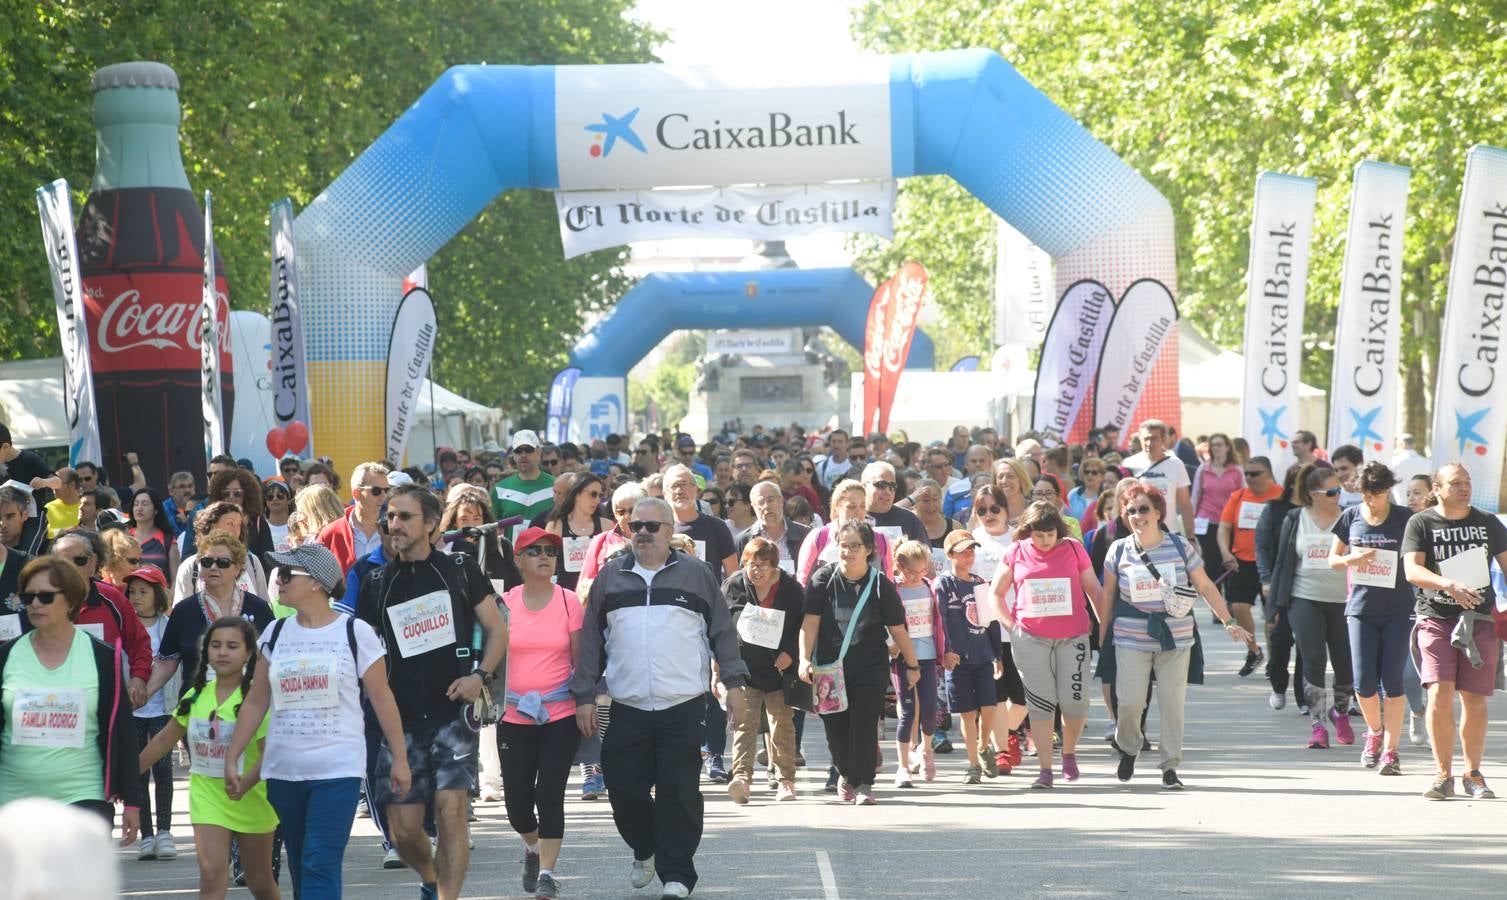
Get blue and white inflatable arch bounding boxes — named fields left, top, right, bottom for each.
left=295, top=48, right=1176, bottom=471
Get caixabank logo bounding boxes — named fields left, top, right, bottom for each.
left=584, top=106, right=861, bottom=158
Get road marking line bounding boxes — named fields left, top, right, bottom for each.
left=816, top=849, right=840, bottom=900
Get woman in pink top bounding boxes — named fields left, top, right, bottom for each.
left=499, top=527, right=586, bottom=899
left=1192, top=433, right=1245, bottom=580
left=987, top=502, right=1107, bottom=789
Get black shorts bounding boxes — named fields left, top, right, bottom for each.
left=993, top=642, right=1025, bottom=706
left=945, top=661, right=996, bottom=713
left=1226, top=559, right=1262, bottom=606
left=375, top=716, right=478, bottom=807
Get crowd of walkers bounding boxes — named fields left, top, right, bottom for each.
left=0, top=416, right=1501, bottom=899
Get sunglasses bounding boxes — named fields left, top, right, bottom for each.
left=1127, top=504, right=1155, bottom=516
left=541, top=458, right=561, bottom=468
left=360, top=485, right=388, bottom=496
left=867, top=480, right=897, bottom=492
left=201, top=556, right=236, bottom=570
left=975, top=504, right=1001, bottom=515
left=848, top=453, right=867, bottom=462
left=514, top=446, right=537, bottom=455
left=635, top=449, right=654, bottom=455
left=276, top=566, right=311, bottom=585
left=1319, top=487, right=1342, bottom=497
left=1244, top=470, right=1265, bottom=479
left=629, top=520, right=666, bottom=534
left=19, top=590, right=62, bottom=606
left=385, top=510, right=417, bottom=522
left=521, top=545, right=560, bottom=558
left=1082, top=469, right=1104, bottom=476
left=702, top=496, right=723, bottom=506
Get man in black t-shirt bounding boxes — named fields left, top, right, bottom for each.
left=1402, top=463, right=1507, bottom=801
left=357, top=483, right=507, bottom=899
left=861, top=461, right=927, bottom=546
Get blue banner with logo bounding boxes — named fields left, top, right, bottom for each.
left=546, top=367, right=582, bottom=445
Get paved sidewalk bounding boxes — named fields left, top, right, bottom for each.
left=120, top=632, right=1507, bottom=898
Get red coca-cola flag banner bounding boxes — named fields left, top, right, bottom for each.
left=861, top=277, right=894, bottom=436
left=876, top=262, right=928, bottom=433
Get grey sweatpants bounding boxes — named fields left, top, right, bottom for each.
left=1012, top=629, right=1091, bottom=722
left=1114, top=645, right=1191, bottom=772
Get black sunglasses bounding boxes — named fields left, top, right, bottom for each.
left=276, top=566, right=311, bottom=585
left=19, top=590, right=62, bottom=606
left=868, top=480, right=897, bottom=491
left=975, top=504, right=1000, bottom=515
left=1319, top=487, right=1342, bottom=497
left=361, top=485, right=388, bottom=496
left=1244, top=470, right=1266, bottom=479
left=386, top=510, right=417, bottom=522
left=201, top=556, right=236, bottom=570
left=521, top=545, right=560, bottom=558
left=1127, top=504, right=1155, bottom=516
left=628, top=520, right=665, bottom=534
left=541, top=458, right=560, bottom=467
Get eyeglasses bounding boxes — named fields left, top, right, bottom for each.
left=1319, top=487, right=1342, bottom=497
left=385, top=510, right=417, bottom=522
left=744, top=561, right=773, bottom=571
left=276, top=566, right=311, bottom=585
left=927, top=460, right=950, bottom=469
left=124, top=556, right=142, bottom=566
left=19, top=591, right=62, bottom=606
left=1127, top=504, right=1155, bottom=516
left=521, top=545, right=560, bottom=558
left=1244, top=470, right=1265, bottom=479
left=360, top=485, right=388, bottom=496
left=867, top=480, right=897, bottom=492
left=628, top=520, right=665, bottom=534
left=201, top=556, right=236, bottom=570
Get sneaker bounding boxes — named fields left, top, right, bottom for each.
left=1162, top=769, right=1184, bottom=790
left=631, top=856, right=656, bottom=889
left=421, top=883, right=438, bottom=900
left=982, top=751, right=998, bottom=778
left=1239, top=648, right=1264, bottom=678
left=1061, top=753, right=1080, bottom=782
left=932, top=731, right=953, bottom=754
left=154, top=832, right=177, bottom=860
left=135, top=836, right=157, bottom=861
left=796, top=753, right=807, bottom=766
left=1463, top=770, right=1496, bottom=799
left=1051, top=732, right=1062, bottom=750
left=522, top=852, right=540, bottom=893
left=1032, top=770, right=1054, bottom=789
left=467, top=801, right=479, bottom=823
left=1116, top=748, right=1136, bottom=783
left=893, top=768, right=914, bottom=789
left=728, top=776, right=750, bottom=805
left=776, top=780, right=798, bottom=801
left=855, top=785, right=878, bottom=805
left=824, top=768, right=840, bottom=793
left=1329, top=708, right=1355, bottom=745
left=1104, top=723, right=1117, bottom=741
left=1307, top=723, right=1330, bottom=750
left=581, top=770, right=606, bottom=801
left=1141, top=737, right=1153, bottom=752
left=1423, top=774, right=1455, bottom=800
left=757, top=748, right=768, bottom=767
left=1268, top=691, right=1286, bottom=711
left=1298, top=704, right=1310, bottom=717
left=705, top=754, right=730, bottom=784
left=908, top=758, right=923, bottom=774
left=1379, top=750, right=1402, bottom=776
left=923, top=753, right=937, bottom=783
left=482, top=785, right=504, bottom=803
left=1024, top=734, right=1037, bottom=758
left=996, top=751, right=1013, bottom=776
left=1361, top=731, right=1383, bottom=768
left=661, top=882, right=691, bottom=899
left=1006, top=732, right=1024, bottom=768
left=767, top=769, right=778, bottom=790
left=535, top=872, right=560, bottom=899
left=1408, top=712, right=1428, bottom=747
left=838, top=782, right=857, bottom=803
left=383, top=846, right=407, bottom=869
left=356, top=795, right=372, bottom=818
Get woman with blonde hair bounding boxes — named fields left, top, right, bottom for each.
left=100, top=528, right=144, bottom=588
left=290, top=484, right=345, bottom=546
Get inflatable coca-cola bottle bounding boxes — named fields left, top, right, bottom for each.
left=78, top=61, right=233, bottom=489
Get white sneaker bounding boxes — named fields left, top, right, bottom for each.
left=893, top=767, right=914, bottom=789
left=382, top=846, right=407, bottom=869
left=153, top=832, right=177, bottom=860
left=1408, top=712, right=1428, bottom=746
left=1268, top=691, right=1287, bottom=710
left=631, top=855, right=656, bottom=889
left=661, top=882, right=691, bottom=898
left=136, top=836, right=157, bottom=861
left=1104, top=722, right=1116, bottom=741
left=481, top=785, right=504, bottom=803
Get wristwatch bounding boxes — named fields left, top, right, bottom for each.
left=476, top=670, right=495, bottom=686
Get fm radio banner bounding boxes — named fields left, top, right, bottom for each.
left=1327, top=161, right=1410, bottom=460
left=1432, top=145, right=1507, bottom=512
left=1240, top=172, right=1317, bottom=478
left=556, top=181, right=894, bottom=258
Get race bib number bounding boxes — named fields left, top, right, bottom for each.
left=930, top=547, right=949, bottom=575
left=1298, top=535, right=1331, bottom=570
left=1237, top=501, right=1265, bottom=530
left=876, top=525, right=904, bottom=547
left=736, top=605, right=785, bottom=649
left=1127, top=565, right=1173, bottom=606
left=694, top=539, right=708, bottom=562
left=12, top=689, right=86, bottom=748
left=0, top=614, right=20, bottom=641
left=1019, top=577, right=1073, bottom=618
left=903, top=594, right=934, bottom=639
left=187, top=716, right=239, bottom=778
left=777, top=559, right=796, bottom=575
left=563, top=536, right=591, bottom=573
left=1194, top=517, right=1211, bottom=535
left=270, top=653, right=340, bottom=711
left=78, top=623, right=105, bottom=642
left=386, top=591, right=458, bottom=658
left=1351, top=548, right=1399, bottom=588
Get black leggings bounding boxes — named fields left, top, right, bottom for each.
left=134, top=715, right=174, bottom=836
left=993, top=642, right=1025, bottom=706
left=499, top=717, right=581, bottom=840
left=821, top=680, right=886, bottom=789
left=1290, top=597, right=1354, bottom=713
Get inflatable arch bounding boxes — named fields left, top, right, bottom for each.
left=295, top=48, right=1177, bottom=473
left=568, top=269, right=934, bottom=377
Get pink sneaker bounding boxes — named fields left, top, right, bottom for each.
left=855, top=786, right=878, bottom=805
left=923, top=753, right=936, bottom=783
left=1361, top=730, right=1383, bottom=768
left=838, top=783, right=857, bottom=803
left=1330, top=708, right=1355, bottom=745
left=1062, top=753, right=1080, bottom=782
left=1308, top=723, right=1330, bottom=749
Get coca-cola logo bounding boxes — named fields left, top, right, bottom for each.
left=95, top=288, right=229, bottom=355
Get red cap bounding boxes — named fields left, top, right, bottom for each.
left=514, top=526, right=563, bottom=553
left=124, top=566, right=168, bottom=588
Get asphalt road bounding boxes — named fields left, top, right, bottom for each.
left=119, top=632, right=1507, bottom=898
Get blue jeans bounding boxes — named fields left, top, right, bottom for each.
left=266, top=777, right=361, bottom=900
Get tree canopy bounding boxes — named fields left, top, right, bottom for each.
left=2, top=0, right=659, bottom=420
left=850, top=0, right=1507, bottom=442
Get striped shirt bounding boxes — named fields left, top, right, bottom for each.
left=1106, top=533, right=1203, bottom=653
left=493, top=474, right=555, bottom=533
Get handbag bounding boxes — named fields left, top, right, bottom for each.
left=1133, top=534, right=1198, bottom=618
left=809, top=569, right=877, bottom=715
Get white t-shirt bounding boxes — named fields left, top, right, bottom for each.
left=1123, top=452, right=1191, bottom=500
left=257, top=614, right=385, bottom=782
